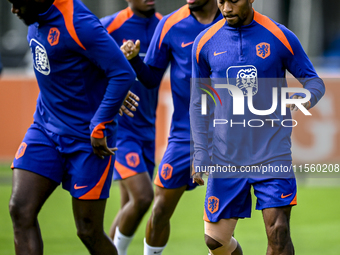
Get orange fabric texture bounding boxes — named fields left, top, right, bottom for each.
left=155, top=12, right=163, bottom=21
left=290, top=194, right=297, bottom=205
left=106, top=7, right=134, bottom=34
left=114, top=160, right=138, bottom=179
left=203, top=208, right=210, bottom=222
left=153, top=171, right=164, bottom=188
left=91, top=120, right=113, bottom=138
left=254, top=11, right=294, bottom=55
left=196, top=19, right=225, bottom=63
left=158, top=5, right=190, bottom=49
left=54, top=0, right=86, bottom=50
left=79, top=156, right=112, bottom=200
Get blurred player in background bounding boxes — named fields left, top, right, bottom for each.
left=100, top=1, right=162, bottom=254
left=7, top=0, right=137, bottom=254
left=191, top=0, right=325, bottom=254
left=120, top=0, right=222, bottom=254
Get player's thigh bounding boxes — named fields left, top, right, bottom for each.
left=10, top=169, right=59, bottom=216
left=121, top=171, right=153, bottom=201
left=113, top=138, right=153, bottom=180
left=118, top=181, right=129, bottom=207
left=72, top=198, right=107, bottom=229
left=154, top=140, right=196, bottom=190
left=152, top=185, right=187, bottom=219
left=204, top=177, right=251, bottom=222
left=262, top=206, right=292, bottom=240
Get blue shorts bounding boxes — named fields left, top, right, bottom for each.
left=204, top=173, right=297, bottom=222
left=113, top=138, right=155, bottom=180
left=12, top=123, right=114, bottom=200
left=154, top=140, right=197, bottom=191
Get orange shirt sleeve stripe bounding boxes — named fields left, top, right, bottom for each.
left=196, top=19, right=225, bottom=63
left=114, top=160, right=138, bottom=179
left=158, top=5, right=190, bottom=49
left=91, top=120, right=113, bottom=139
left=254, top=11, right=294, bottom=55
left=106, top=7, right=134, bottom=34
left=153, top=170, right=164, bottom=188
left=54, top=0, right=86, bottom=50
left=79, top=156, right=112, bottom=200
left=155, top=12, right=163, bottom=21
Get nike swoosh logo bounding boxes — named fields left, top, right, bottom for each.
left=74, top=184, right=88, bottom=190
left=214, top=51, right=227, bottom=56
left=181, top=41, right=194, bottom=48
left=153, top=251, right=162, bottom=254
left=281, top=193, right=293, bottom=199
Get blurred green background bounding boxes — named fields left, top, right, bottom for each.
left=1, top=163, right=340, bottom=255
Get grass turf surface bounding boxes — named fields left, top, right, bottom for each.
left=1, top=163, right=340, bottom=254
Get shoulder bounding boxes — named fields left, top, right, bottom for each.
left=253, top=11, right=295, bottom=55
left=157, top=5, right=191, bottom=32
left=101, top=7, right=134, bottom=34
left=194, top=19, right=225, bottom=63
left=100, top=12, right=120, bottom=29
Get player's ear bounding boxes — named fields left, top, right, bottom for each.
left=249, top=0, right=255, bottom=4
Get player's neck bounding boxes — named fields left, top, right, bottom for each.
left=39, top=0, right=55, bottom=14
left=130, top=6, right=155, bottom=18
left=191, top=1, right=219, bottom=25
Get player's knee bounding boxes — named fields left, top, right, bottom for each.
left=267, top=222, right=290, bottom=252
left=205, top=234, right=223, bottom=251
left=134, top=192, right=153, bottom=213
left=151, top=202, right=171, bottom=226
left=77, top=224, right=96, bottom=242
left=9, top=198, right=35, bottom=226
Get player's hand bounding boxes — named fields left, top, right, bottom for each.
left=119, top=91, right=140, bottom=117
left=287, top=95, right=311, bottom=112
left=191, top=160, right=206, bottom=185
left=120, top=40, right=140, bottom=60
left=91, top=136, right=118, bottom=159
left=192, top=172, right=205, bottom=186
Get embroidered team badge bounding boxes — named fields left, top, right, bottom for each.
left=161, top=163, right=173, bottom=180
left=207, top=196, right=219, bottom=214
left=256, top=42, right=270, bottom=59
left=30, top=39, right=51, bottom=75
left=15, top=142, right=27, bottom=160
left=125, top=152, right=140, bottom=168
left=227, top=65, right=258, bottom=96
left=48, top=27, right=60, bottom=46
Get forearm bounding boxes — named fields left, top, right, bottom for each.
left=129, top=55, right=165, bottom=89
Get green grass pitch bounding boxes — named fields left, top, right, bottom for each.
left=1, top=163, right=339, bottom=254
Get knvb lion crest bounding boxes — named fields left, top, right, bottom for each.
left=207, top=196, right=219, bottom=214
left=227, top=65, right=258, bottom=96
left=161, top=163, right=173, bottom=180
left=15, top=142, right=27, bottom=160
left=48, top=27, right=60, bottom=46
left=125, top=152, right=140, bottom=168
left=256, top=42, right=270, bottom=59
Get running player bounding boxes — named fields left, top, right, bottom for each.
left=8, top=0, right=136, bottom=254
left=120, top=0, right=222, bottom=254
left=191, top=0, right=325, bottom=254
left=100, top=1, right=162, bottom=254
